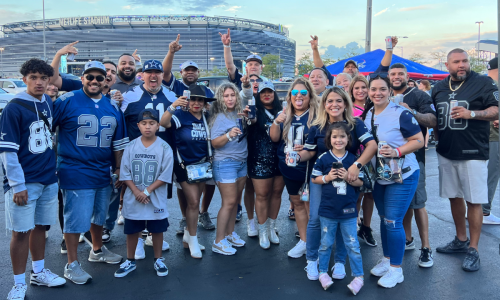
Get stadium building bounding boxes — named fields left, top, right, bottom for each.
left=0, top=15, right=296, bottom=77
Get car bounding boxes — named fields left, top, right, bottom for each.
left=0, top=87, right=16, bottom=113
left=197, top=76, right=229, bottom=94
left=272, top=82, right=292, bottom=102
left=0, top=79, right=27, bottom=94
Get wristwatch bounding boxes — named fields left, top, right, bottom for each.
left=470, top=111, right=476, bottom=118
left=412, top=109, right=418, bottom=116
left=354, top=162, right=362, bottom=169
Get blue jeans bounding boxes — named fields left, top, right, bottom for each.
left=213, top=158, right=247, bottom=184
left=104, top=186, right=121, bottom=231
left=372, top=170, right=420, bottom=266
left=319, top=216, right=364, bottom=277
left=306, top=178, right=347, bottom=263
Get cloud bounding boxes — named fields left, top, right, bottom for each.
left=0, top=9, right=39, bottom=24
left=122, top=5, right=132, bottom=9
left=212, top=4, right=226, bottom=8
left=399, top=5, right=434, bottom=11
left=126, top=0, right=228, bottom=11
left=225, top=6, right=241, bottom=12
left=323, top=42, right=365, bottom=60
left=374, top=8, right=388, bottom=17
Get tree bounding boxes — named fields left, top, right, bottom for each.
left=261, top=54, right=283, bottom=80
left=408, top=52, right=430, bottom=65
left=466, top=49, right=487, bottom=73
left=429, top=50, right=447, bottom=71
left=295, top=53, right=314, bottom=76
left=340, top=46, right=361, bottom=60
left=198, top=66, right=228, bottom=78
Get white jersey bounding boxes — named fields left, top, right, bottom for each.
left=120, top=137, right=174, bottom=220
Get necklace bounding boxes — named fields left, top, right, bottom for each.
left=145, top=88, right=160, bottom=101
left=294, top=108, right=309, bottom=121
left=448, top=77, right=465, bottom=92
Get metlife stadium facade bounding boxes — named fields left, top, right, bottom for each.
left=0, top=15, right=296, bottom=77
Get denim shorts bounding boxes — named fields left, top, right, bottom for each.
left=5, top=182, right=58, bottom=232
left=213, top=158, right=247, bottom=184
left=61, top=185, right=112, bottom=234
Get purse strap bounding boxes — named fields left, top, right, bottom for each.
left=10, top=99, right=52, bottom=133
left=177, top=113, right=212, bottom=168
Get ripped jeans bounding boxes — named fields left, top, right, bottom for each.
left=318, top=216, right=363, bottom=277
left=372, top=170, right=420, bottom=266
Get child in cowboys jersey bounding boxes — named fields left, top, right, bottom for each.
left=115, top=109, right=174, bottom=278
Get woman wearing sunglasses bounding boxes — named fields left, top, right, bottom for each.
left=160, top=84, right=216, bottom=259
left=297, top=86, right=377, bottom=280
left=270, top=77, right=319, bottom=258
left=362, top=75, right=423, bottom=288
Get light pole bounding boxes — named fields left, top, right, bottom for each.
left=42, top=0, right=46, bottom=61
left=0, top=47, right=4, bottom=78
left=365, top=0, right=372, bottom=52
left=210, top=57, right=215, bottom=70
left=475, top=21, right=483, bottom=67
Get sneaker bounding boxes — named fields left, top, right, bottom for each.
left=347, top=277, right=364, bottom=295
left=405, top=237, right=415, bottom=250
left=288, top=208, right=295, bottom=220
left=30, top=268, right=66, bottom=287
left=212, top=239, right=237, bottom=255
left=462, top=247, right=480, bottom=272
left=319, top=273, right=333, bottom=290
left=176, top=218, right=186, bottom=235
left=198, top=212, right=215, bottom=230
left=61, top=239, right=67, bottom=254
left=246, top=219, right=258, bottom=237
left=64, top=261, right=92, bottom=285
left=418, top=247, right=434, bottom=268
left=141, top=229, right=149, bottom=237
left=82, top=231, right=93, bottom=247
left=7, top=284, right=27, bottom=300
left=357, top=225, right=377, bottom=247
left=45, top=231, right=49, bottom=239
left=154, top=257, right=169, bottom=277
left=135, top=238, right=146, bottom=260
left=304, top=260, right=319, bottom=280
left=483, top=213, right=500, bottom=225
left=114, top=260, right=136, bottom=278
left=288, top=240, right=306, bottom=258
left=145, top=235, right=170, bottom=251
left=117, top=213, right=125, bottom=225
left=331, top=263, right=346, bottom=279
left=88, top=245, right=122, bottom=264
left=436, top=236, right=470, bottom=254
left=377, top=267, right=404, bottom=288
left=102, top=228, right=111, bottom=243
left=226, top=232, right=246, bottom=247
left=370, top=257, right=390, bottom=277
left=78, top=233, right=84, bottom=243
left=295, top=231, right=300, bottom=238
left=236, top=204, right=242, bottom=222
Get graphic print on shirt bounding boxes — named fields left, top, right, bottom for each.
left=333, top=181, right=347, bottom=195
left=285, top=123, right=305, bottom=153
left=436, top=100, right=469, bottom=131
left=192, top=123, right=208, bottom=140
left=76, top=114, right=118, bottom=147
left=132, top=159, right=159, bottom=187
left=28, top=118, right=53, bottom=154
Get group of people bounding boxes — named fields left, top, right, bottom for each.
left=1, top=30, right=499, bottom=300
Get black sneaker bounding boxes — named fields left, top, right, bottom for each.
left=236, top=204, right=242, bottom=222
left=436, top=236, right=470, bottom=253
left=462, top=247, right=480, bottom=272
left=83, top=231, right=93, bottom=247
left=102, top=228, right=111, bottom=243
left=295, top=231, right=300, bottom=238
left=357, top=225, right=377, bottom=247
left=418, top=247, right=434, bottom=268
left=61, top=239, right=67, bottom=254
left=405, top=237, right=415, bottom=250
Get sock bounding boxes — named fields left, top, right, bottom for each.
left=32, top=259, right=45, bottom=274
left=127, top=258, right=135, bottom=262
left=154, top=257, right=160, bottom=262
left=93, top=248, right=103, bottom=254
left=14, top=274, right=26, bottom=285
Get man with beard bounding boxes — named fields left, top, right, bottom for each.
left=388, top=63, right=437, bottom=268
left=53, top=61, right=128, bottom=284
left=110, top=53, right=143, bottom=94
left=433, top=49, right=498, bottom=272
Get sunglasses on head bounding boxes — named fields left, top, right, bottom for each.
left=85, top=74, right=105, bottom=82
left=369, top=72, right=389, bottom=79
left=250, top=78, right=263, bottom=83
left=291, top=89, right=308, bottom=96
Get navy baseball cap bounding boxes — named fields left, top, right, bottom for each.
left=246, top=54, right=262, bottom=64
left=143, top=60, right=163, bottom=72
left=137, top=108, right=159, bottom=123
left=344, top=60, right=358, bottom=69
left=487, top=57, right=498, bottom=70
left=180, top=61, right=199, bottom=71
left=258, top=81, right=275, bottom=93
left=83, top=61, right=106, bottom=75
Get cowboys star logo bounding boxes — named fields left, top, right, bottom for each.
left=448, top=92, right=457, bottom=100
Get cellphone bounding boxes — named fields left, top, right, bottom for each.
left=332, top=162, right=343, bottom=169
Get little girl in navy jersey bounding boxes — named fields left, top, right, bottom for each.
left=311, top=122, right=364, bottom=295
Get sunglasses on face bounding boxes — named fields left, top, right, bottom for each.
left=291, top=89, right=308, bottom=96
left=85, top=74, right=105, bottom=82
left=250, top=78, right=263, bottom=83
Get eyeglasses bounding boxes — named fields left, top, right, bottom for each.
left=250, top=78, right=263, bottom=83
left=291, top=89, right=308, bottom=96
left=85, top=74, right=105, bottom=82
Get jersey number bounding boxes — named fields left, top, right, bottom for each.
left=332, top=181, right=347, bottom=195
left=28, top=120, right=53, bottom=154
left=77, top=115, right=117, bottom=147
left=437, top=101, right=469, bottom=131
left=145, top=103, right=165, bottom=132
left=132, top=160, right=158, bottom=186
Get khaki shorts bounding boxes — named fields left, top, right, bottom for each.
left=437, top=154, right=487, bottom=204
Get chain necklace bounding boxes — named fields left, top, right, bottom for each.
left=449, top=77, right=465, bottom=92
left=145, top=87, right=161, bottom=101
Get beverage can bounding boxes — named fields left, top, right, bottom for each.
left=450, top=100, right=458, bottom=109
left=111, top=173, right=119, bottom=193
left=282, top=100, right=287, bottom=110
left=248, top=99, right=256, bottom=119
left=236, top=118, right=244, bottom=134
left=66, top=53, right=75, bottom=62
left=378, top=141, right=388, bottom=158
left=136, top=54, right=142, bottom=65
left=393, top=94, right=404, bottom=104
left=110, top=89, right=118, bottom=98
left=182, top=90, right=191, bottom=111
left=287, top=151, right=298, bottom=167
left=385, top=36, right=393, bottom=50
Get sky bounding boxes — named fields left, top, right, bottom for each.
left=0, top=0, right=498, bottom=66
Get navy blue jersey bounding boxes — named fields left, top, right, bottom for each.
left=162, top=73, right=214, bottom=98
left=304, top=118, right=373, bottom=158
left=0, top=94, right=57, bottom=191
left=311, top=151, right=360, bottom=219
left=53, top=89, right=129, bottom=189
left=121, top=84, right=177, bottom=147
left=60, top=78, right=83, bottom=92
left=170, top=110, right=210, bottom=164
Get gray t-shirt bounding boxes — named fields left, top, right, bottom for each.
left=210, top=111, right=248, bottom=162
left=120, top=137, right=173, bottom=220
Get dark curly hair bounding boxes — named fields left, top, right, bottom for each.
left=20, top=58, right=54, bottom=77
left=325, top=122, right=352, bottom=151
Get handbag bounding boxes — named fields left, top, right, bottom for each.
left=299, top=161, right=310, bottom=202
left=177, top=114, right=213, bottom=184
left=359, top=163, right=375, bottom=191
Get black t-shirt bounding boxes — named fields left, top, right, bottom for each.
left=432, top=72, right=499, bottom=160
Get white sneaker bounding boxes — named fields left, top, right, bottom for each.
left=212, top=239, right=237, bottom=255
left=7, top=284, right=27, bottom=300
left=288, top=240, right=306, bottom=258
left=78, top=233, right=84, bottom=243
left=377, top=266, right=404, bottom=288
left=226, top=232, right=246, bottom=247
left=30, top=268, right=66, bottom=287
left=371, top=257, right=390, bottom=277
left=331, top=263, right=346, bottom=280
left=145, top=235, right=170, bottom=251
left=135, top=238, right=146, bottom=260
left=247, top=219, right=258, bottom=237
left=117, top=213, right=125, bottom=225
left=304, top=260, right=319, bottom=280
left=483, top=213, right=500, bottom=225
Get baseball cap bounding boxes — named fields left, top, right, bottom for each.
left=137, top=108, right=159, bottom=123
left=83, top=61, right=106, bottom=75
left=143, top=60, right=163, bottom=72
left=180, top=61, right=199, bottom=71
left=344, top=60, right=358, bottom=69
left=258, top=81, right=275, bottom=93
left=246, top=54, right=263, bottom=64
left=487, top=57, right=498, bottom=70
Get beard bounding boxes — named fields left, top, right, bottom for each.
left=118, top=69, right=137, bottom=82
left=450, top=68, right=471, bottom=81
left=83, top=85, right=102, bottom=98
left=390, top=81, right=407, bottom=91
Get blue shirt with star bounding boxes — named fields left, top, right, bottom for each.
left=170, top=110, right=210, bottom=165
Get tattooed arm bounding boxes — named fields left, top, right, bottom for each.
left=414, top=112, right=437, bottom=128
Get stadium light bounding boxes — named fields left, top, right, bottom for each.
left=475, top=21, right=483, bottom=66
left=210, top=57, right=215, bottom=70
left=0, top=47, right=4, bottom=78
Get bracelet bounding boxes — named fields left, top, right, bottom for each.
left=322, top=175, right=327, bottom=184
left=223, top=45, right=231, bottom=48
left=242, top=84, right=251, bottom=89
left=395, top=148, right=402, bottom=157
left=143, top=188, right=150, bottom=197
left=296, top=154, right=301, bottom=163
left=273, top=120, right=279, bottom=126
left=168, top=105, right=175, bottom=112
left=226, top=132, right=233, bottom=141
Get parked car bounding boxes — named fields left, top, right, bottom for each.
left=0, top=88, right=16, bottom=113
left=197, top=76, right=229, bottom=93
left=0, top=79, right=27, bottom=94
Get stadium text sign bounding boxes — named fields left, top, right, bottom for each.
left=59, top=16, right=110, bottom=26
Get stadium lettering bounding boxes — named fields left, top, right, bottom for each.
left=59, top=16, right=110, bottom=26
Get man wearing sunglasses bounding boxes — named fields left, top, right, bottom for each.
left=53, top=61, right=129, bottom=284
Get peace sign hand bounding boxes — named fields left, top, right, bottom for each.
left=309, top=35, right=319, bottom=50
left=169, top=34, right=182, bottom=53
left=219, top=29, right=231, bottom=46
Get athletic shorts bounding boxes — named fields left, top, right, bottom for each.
left=124, top=218, right=169, bottom=235
left=283, top=176, right=305, bottom=196
left=437, top=154, right=487, bottom=204
left=409, top=161, right=427, bottom=209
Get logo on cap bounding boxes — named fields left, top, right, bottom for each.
left=143, top=60, right=163, bottom=72
left=246, top=54, right=262, bottom=64
left=84, top=61, right=106, bottom=75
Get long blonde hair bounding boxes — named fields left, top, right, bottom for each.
left=282, top=77, right=319, bottom=142
left=209, top=82, right=243, bottom=128
left=348, top=75, right=369, bottom=103
left=312, top=86, right=356, bottom=132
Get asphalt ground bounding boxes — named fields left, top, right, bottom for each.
left=0, top=147, right=499, bottom=300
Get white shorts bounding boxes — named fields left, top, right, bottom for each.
left=437, top=154, right=488, bottom=204
left=173, top=174, right=215, bottom=190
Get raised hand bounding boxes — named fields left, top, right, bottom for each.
left=219, top=28, right=231, bottom=46
left=309, top=35, right=319, bottom=50
left=169, top=34, right=182, bottom=53
left=57, top=41, right=79, bottom=56
left=391, top=36, right=399, bottom=48
left=132, top=49, right=141, bottom=62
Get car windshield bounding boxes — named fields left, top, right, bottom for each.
left=13, top=80, right=27, bottom=87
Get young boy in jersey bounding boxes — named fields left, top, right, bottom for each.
left=311, top=122, right=364, bottom=295
left=115, top=108, right=174, bottom=278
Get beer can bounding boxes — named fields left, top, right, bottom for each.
left=110, top=89, right=118, bottom=98
left=66, top=53, right=75, bottom=62
left=282, top=100, right=287, bottom=110
left=393, top=94, right=404, bottom=104
left=182, top=90, right=191, bottom=111
left=287, top=151, right=298, bottom=167
left=450, top=100, right=458, bottom=109
left=248, top=99, right=256, bottom=119
left=378, top=141, right=388, bottom=158
left=236, top=117, right=244, bottom=133
left=385, top=36, right=393, bottom=50
left=111, top=174, right=119, bottom=194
